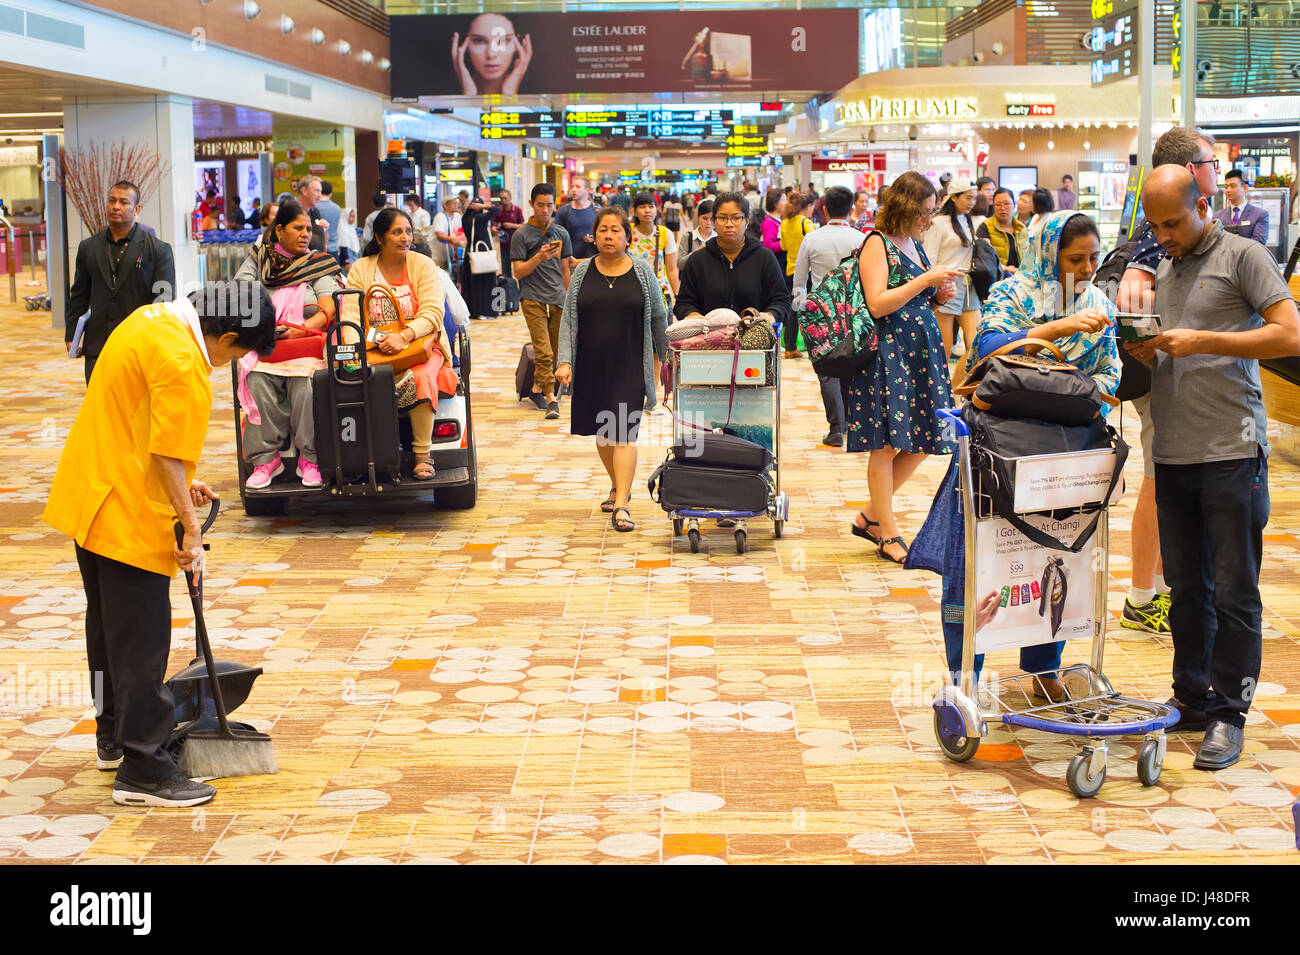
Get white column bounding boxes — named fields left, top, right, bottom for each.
left=62, top=93, right=197, bottom=299
left=343, top=127, right=358, bottom=211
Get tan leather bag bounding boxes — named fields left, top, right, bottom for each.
left=364, top=283, right=447, bottom=374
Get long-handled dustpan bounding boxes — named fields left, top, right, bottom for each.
left=169, top=500, right=278, bottom=779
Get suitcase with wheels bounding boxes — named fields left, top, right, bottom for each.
left=516, top=343, right=535, bottom=399
left=648, top=459, right=772, bottom=513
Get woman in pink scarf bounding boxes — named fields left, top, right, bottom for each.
left=233, top=200, right=342, bottom=490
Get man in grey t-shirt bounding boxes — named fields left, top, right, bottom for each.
left=510, top=183, right=572, bottom=419
left=1126, top=166, right=1300, bottom=771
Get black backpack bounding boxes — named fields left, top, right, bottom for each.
left=1093, top=231, right=1150, bottom=401
left=968, top=236, right=1002, bottom=301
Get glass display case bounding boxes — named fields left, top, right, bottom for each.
left=1078, top=159, right=1129, bottom=253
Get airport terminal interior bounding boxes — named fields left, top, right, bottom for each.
left=0, top=0, right=1298, bottom=868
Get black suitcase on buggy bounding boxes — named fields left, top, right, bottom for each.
left=648, top=459, right=772, bottom=513
left=314, top=293, right=401, bottom=488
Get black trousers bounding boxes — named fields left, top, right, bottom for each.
left=1155, top=454, right=1269, bottom=728
left=782, top=272, right=799, bottom=350
left=84, top=354, right=98, bottom=384
left=75, top=545, right=178, bottom=783
left=818, top=373, right=849, bottom=434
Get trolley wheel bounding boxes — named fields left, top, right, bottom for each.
left=1136, top=739, right=1163, bottom=787
left=773, top=519, right=784, bottom=539
left=1067, top=751, right=1107, bottom=798
left=688, top=528, right=701, bottom=553
left=672, top=518, right=684, bottom=537
left=933, top=705, right=979, bottom=762
left=734, top=529, right=747, bottom=554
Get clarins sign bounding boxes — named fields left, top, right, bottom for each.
left=836, top=96, right=979, bottom=124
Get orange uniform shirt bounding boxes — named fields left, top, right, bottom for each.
left=44, top=303, right=214, bottom=577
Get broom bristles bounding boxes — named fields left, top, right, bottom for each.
left=178, top=736, right=278, bottom=780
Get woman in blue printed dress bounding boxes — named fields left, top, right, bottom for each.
left=847, top=171, right=966, bottom=563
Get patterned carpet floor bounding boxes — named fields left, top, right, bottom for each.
left=0, top=299, right=1297, bottom=865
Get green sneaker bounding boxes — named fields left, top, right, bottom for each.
left=1121, top=597, right=1170, bottom=635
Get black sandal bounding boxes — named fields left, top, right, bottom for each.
left=611, top=506, right=635, bottom=532
left=851, top=512, right=881, bottom=545
left=600, top=488, right=631, bottom=513
left=876, top=536, right=909, bottom=564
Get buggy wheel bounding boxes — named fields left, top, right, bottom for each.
left=1136, top=739, right=1163, bottom=787
left=933, top=704, right=979, bottom=762
left=672, top=518, right=684, bottom=537
left=734, top=529, right=747, bottom=554
left=1067, top=751, right=1107, bottom=798
left=773, top=519, right=784, bottom=539
left=688, top=528, right=701, bottom=553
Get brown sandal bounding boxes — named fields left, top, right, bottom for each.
left=413, top=456, right=436, bottom=481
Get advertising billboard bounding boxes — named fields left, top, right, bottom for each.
left=391, top=10, right=860, bottom=97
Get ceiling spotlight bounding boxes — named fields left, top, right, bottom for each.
left=1047, top=140, right=1055, bottom=150
left=379, top=57, right=391, bottom=72
left=311, top=28, right=325, bottom=46
left=242, top=0, right=259, bottom=20
left=360, top=49, right=374, bottom=65
left=1083, top=140, right=1091, bottom=151
left=337, top=39, right=351, bottom=56
left=1018, top=141, right=1026, bottom=151
left=279, top=14, right=294, bottom=35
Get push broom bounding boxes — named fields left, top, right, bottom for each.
left=172, top=504, right=278, bottom=779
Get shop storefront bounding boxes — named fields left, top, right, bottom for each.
left=194, top=137, right=272, bottom=228
left=797, top=65, right=1177, bottom=249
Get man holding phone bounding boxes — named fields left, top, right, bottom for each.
left=1125, top=166, right=1300, bottom=771
left=511, top=183, right=572, bottom=419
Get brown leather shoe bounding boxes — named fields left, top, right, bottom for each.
left=1030, top=675, right=1067, bottom=703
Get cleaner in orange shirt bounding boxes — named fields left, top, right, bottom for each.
left=44, top=281, right=276, bottom=807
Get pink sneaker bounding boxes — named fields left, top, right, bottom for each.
left=297, top=460, right=323, bottom=488
left=245, top=454, right=283, bottom=490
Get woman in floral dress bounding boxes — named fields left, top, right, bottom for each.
left=846, top=171, right=965, bottom=563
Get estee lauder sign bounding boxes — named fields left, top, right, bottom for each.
left=836, top=96, right=979, bottom=124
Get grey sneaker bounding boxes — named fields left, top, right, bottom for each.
left=545, top=401, right=560, bottom=420
left=526, top=392, right=547, bottom=411
left=112, top=773, right=216, bottom=808
left=96, top=741, right=123, bottom=771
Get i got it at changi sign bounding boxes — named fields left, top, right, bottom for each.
left=390, top=10, right=860, bottom=97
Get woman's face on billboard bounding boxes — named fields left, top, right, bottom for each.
left=466, top=14, right=518, bottom=80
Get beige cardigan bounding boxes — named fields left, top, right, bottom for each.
left=344, top=251, right=449, bottom=357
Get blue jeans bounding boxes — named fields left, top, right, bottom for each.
left=1156, top=454, right=1269, bottom=728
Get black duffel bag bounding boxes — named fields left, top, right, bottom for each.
left=671, top=430, right=773, bottom=470
left=956, top=340, right=1118, bottom=425
left=648, top=459, right=772, bottom=513
left=962, top=403, right=1128, bottom=552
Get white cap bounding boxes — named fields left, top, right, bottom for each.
left=946, top=176, right=973, bottom=196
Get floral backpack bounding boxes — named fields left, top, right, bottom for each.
left=800, top=237, right=878, bottom=378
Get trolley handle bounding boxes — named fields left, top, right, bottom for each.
left=937, top=407, right=969, bottom=437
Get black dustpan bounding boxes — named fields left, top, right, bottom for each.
left=166, top=502, right=276, bottom=780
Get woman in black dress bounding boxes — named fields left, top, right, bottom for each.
left=555, top=206, right=669, bottom=532
left=461, top=191, right=504, bottom=320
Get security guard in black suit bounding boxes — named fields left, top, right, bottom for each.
left=65, top=181, right=177, bottom=382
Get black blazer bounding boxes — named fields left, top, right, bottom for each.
left=65, top=225, right=176, bottom=357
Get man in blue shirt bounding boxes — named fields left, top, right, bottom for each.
left=1115, top=126, right=1221, bottom=638
left=317, top=180, right=343, bottom=263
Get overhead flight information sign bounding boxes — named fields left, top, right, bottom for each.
left=1089, top=0, right=1139, bottom=87
left=480, top=110, right=564, bottom=139
left=564, top=107, right=734, bottom=140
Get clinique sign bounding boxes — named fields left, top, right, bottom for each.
left=836, top=96, right=979, bottom=124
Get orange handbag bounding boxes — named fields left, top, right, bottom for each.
left=364, top=283, right=448, bottom=374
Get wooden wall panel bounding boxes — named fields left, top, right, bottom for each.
left=78, top=0, right=390, bottom=96
left=984, top=127, right=1134, bottom=190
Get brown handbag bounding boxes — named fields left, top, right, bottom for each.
left=364, top=282, right=447, bottom=374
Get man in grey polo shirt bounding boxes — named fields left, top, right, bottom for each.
left=1126, top=166, right=1300, bottom=771
left=511, top=183, right=572, bottom=420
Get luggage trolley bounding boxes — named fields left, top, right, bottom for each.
left=660, top=332, right=789, bottom=554
left=931, top=407, right=1180, bottom=798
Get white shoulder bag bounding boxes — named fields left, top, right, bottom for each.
left=468, top=236, right=499, bottom=275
